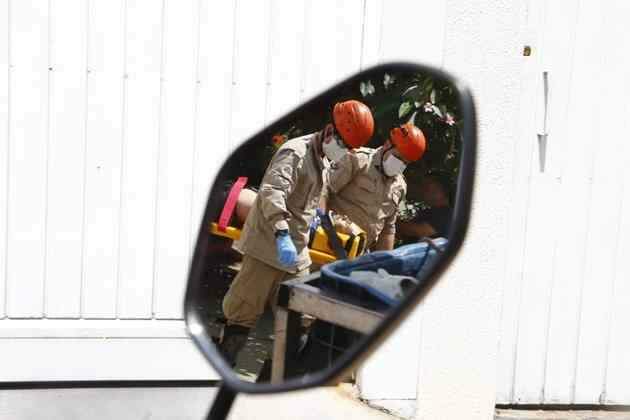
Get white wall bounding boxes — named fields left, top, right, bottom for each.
left=497, top=0, right=630, bottom=406
left=359, top=0, right=524, bottom=417
left=362, top=0, right=630, bottom=414
left=1, top=0, right=629, bottom=417
left=407, top=0, right=523, bottom=417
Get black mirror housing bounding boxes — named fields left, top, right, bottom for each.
left=185, top=62, right=476, bottom=394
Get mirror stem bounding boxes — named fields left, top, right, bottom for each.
left=206, top=384, right=237, bottom=420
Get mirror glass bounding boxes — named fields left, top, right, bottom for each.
left=194, top=66, right=464, bottom=384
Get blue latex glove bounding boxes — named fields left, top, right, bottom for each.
left=309, top=208, right=325, bottom=235
left=276, top=232, right=298, bottom=267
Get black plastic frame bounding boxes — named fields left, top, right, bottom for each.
left=184, top=61, right=477, bottom=395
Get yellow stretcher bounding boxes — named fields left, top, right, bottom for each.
left=210, top=222, right=365, bottom=265
left=208, top=176, right=366, bottom=265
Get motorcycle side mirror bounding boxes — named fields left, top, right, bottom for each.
left=185, top=62, right=476, bottom=419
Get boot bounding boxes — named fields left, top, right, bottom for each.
left=218, top=324, right=250, bottom=368
left=256, top=358, right=272, bottom=383
left=210, top=317, right=227, bottom=344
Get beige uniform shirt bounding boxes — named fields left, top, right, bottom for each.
left=324, top=147, right=407, bottom=248
left=233, top=133, right=326, bottom=273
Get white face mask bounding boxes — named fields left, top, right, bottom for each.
left=383, top=152, right=407, bottom=177
left=322, top=135, right=348, bottom=163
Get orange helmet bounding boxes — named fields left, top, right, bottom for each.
left=332, top=100, right=374, bottom=149
left=390, top=123, right=426, bottom=162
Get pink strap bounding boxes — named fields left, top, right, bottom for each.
left=218, top=177, right=248, bottom=232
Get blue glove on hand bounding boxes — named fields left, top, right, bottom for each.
left=309, top=208, right=325, bottom=235
left=276, top=231, right=298, bottom=267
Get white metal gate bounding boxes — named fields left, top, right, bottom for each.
left=0, top=0, right=228, bottom=381
left=0, top=0, right=388, bottom=382
left=497, top=0, right=630, bottom=405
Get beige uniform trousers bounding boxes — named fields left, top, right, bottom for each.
left=222, top=255, right=309, bottom=329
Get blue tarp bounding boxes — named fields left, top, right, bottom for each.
left=320, top=238, right=447, bottom=306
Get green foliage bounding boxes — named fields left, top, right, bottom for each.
left=358, top=71, right=462, bottom=226
left=225, top=69, right=462, bottom=210
left=360, top=71, right=461, bottom=189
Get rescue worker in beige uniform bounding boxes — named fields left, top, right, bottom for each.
left=218, top=100, right=375, bottom=366
left=322, top=123, right=427, bottom=251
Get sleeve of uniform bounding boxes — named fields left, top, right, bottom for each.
left=322, top=152, right=360, bottom=199
left=382, top=179, right=407, bottom=235
left=257, top=148, right=301, bottom=231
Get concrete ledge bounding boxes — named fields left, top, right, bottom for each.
left=0, top=384, right=393, bottom=420
left=495, top=409, right=630, bottom=420
left=364, top=399, right=416, bottom=419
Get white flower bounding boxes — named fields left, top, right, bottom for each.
left=384, top=73, right=395, bottom=88
left=360, top=80, right=375, bottom=96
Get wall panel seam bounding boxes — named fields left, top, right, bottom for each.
left=569, top=0, right=602, bottom=403
left=602, top=155, right=630, bottom=403
left=601, top=187, right=625, bottom=402
left=188, top=0, right=202, bottom=257
left=593, top=5, right=625, bottom=404
left=358, top=0, right=367, bottom=69
left=601, top=55, right=630, bottom=402
left=42, top=0, right=53, bottom=318
left=496, top=0, right=530, bottom=403
left=576, top=2, right=623, bottom=404
left=150, top=0, right=167, bottom=319
left=541, top=0, right=579, bottom=404
left=376, top=0, right=384, bottom=64
left=2, top=0, right=12, bottom=320
left=510, top=0, right=549, bottom=403
left=115, top=0, right=130, bottom=319
left=262, top=0, right=274, bottom=125
left=79, top=0, right=92, bottom=319
left=297, top=0, right=309, bottom=100
left=510, top=119, right=538, bottom=402
left=226, top=0, right=238, bottom=146
left=438, top=0, right=449, bottom=69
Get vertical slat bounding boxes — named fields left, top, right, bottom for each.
left=496, top=0, right=546, bottom=403
left=542, top=0, right=603, bottom=404
left=228, top=0, right=270, bottom=145
left=606, top=204, right=630, bottom=401
left=6, top=0, right=49, bottom=318
left=604, top=7, right=630, bottom=399
left=379, top=0, right=446, bottom=67
left=513, top=0, right=581, bottom=403
left=81, top=0, right=125, bottom=318
left=300, top=1, right=363, bottom=100
left=152, top=0, right=198, bottom=319
left=116, top=0, right=163, bottom=319
left=360, top=0, right=384, bottom=69
left=573, top=0, right=626, bottom=403
left=263, top=0, right=305, bottom=125
left=191, top=0, right=236, bottom=236
left=44, top=0, right=88, bottom=318
left=605, top=59, right=630, bottom=402
left=187, top=0, right=202, bottom=252
left=0, top=0, right=9, bottom=318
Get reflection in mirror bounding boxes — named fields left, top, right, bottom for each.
left=198, top=67, right=462, bottom=384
